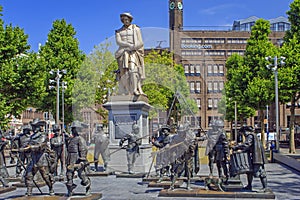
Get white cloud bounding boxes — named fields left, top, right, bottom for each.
left=199, top=4, right=245, bottom=15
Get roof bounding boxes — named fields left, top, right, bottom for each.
left=235, top=16, right=290, bottom=25
left=269, top=16, right=289, bottom=24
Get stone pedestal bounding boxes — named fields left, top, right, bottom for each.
left=103, top=95, right=153, bottom=173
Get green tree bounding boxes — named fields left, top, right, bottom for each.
left=243, top=19, right=277, bottom=148
left=279, top=0, right=300, bottom=153
left=143, top=50, right=197, bottom=121
left=0, top=6, right=46, bottom=127
left=73, top=42, right=117, bottom=123
left=223, top=54, right=255, bottom=123
left=38, top=19, right=85, bottom=125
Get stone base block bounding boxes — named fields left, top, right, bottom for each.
left=11, top=193, right=102, bottom=200
left=116, top=172, right=146, bottom=178
left=142, top=176, right=204, bottom=183
left=159, top=187, right=275, bottom=199
left=0, top=186, right=16, bottom=194
left=6, top=177, right=22, bottom=182
left=87, top=171, right=110, bottom=177
left=148, top=180, right=183, bottom=189
left=108, top=95, right=148, bottom=103
left=142, top=176, right=170, bottom=183
left=12, top=181, right=46, bottom=188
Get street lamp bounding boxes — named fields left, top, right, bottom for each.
left=61, top=81, right=67, bottom=132
left=229, top=98, right=238, bottom=142
left=49, top=69, right=67, bottom=124
left=49, top=69, right=67, bottom=176
left=234, top=100, right=237, bottom=143
left=266, top=105, right=269, bottom=150
left=266, top=56, right=285, bottom=152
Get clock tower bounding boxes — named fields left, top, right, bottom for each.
left=169, top=0, right=183, bottom=63
left=169, top=0, right=183, bottom=31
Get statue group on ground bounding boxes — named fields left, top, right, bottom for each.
left=0, top=118, right=102, bottom=197
left=149, top=119, right=268, bottom=193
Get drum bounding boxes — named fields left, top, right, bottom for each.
left=229, top=150, right=253, bottom=177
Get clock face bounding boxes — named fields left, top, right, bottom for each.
left=169, top=2, right=175, bottom=10
left=177, top=2, right=183, bottom=10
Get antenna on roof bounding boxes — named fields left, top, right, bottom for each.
left=156, top=40, right=166, bottom=48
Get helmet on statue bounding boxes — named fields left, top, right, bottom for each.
left=71, top=120, right=83, bottom=128
left=214, top=119, right=224, bottom=127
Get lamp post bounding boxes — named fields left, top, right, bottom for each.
left=49, top=69, right=67, bottom=175
left=266, top=56, right=285, bottom=152
left=234, top=100, right=237, bottom=143
left=61, top=81, right=67, bottom=132
left=49, top=69, right=67, bottom=124
left=266, top=105, right=269, bottom=150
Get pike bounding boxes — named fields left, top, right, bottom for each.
left=108, top=134, right=150, bottom=156
left=67, top=160, right=98, bottom=170
left=146, top=152, right=156, bottom=178
left=149, top=140, right=187, bottom=157
left=13, top=148, right=43, bottom=194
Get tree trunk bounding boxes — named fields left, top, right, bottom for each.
left=260, top=109, right=266, bottom=149
left=289, top=99, right=296, bottom=154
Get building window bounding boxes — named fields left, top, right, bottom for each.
left=208, top=98, right=213, bottom=109
left=214, top=98, right=218, bottom=109
left=270, top=24, right=276, bottom=31
left=213, top=82, right=218, bottom=93
left=204, top=38, right=225, bottom=44
left=196, top=81, right=201, bottom=93
left=227, top=38, right=247, bottom=44
left=192, top=38, right=202, bottom=44
left=279, top=23, right=284, bottom=31
left=190, top=64, right=195, bottom=75
left=195, top=64, right=201, bottom=76
left=207, top=65, right=213, bottom=76
left=184, top=64, right=189, bottom=75
left=213, top=65, right=218, bottom=74
left=196, top=98, right=201, bottom=108
left=219, top=81, right=224, bottom=92
left=207, top=82, right=213, bottom=93
left=182, top=38, right=202, bottom=45
left=219, top=64, right=224, bottom=75
left=205, top=50, right=225, bottom=56
left=181, top=38, right=192, bottom=44
left=241, top=24, right=247, bottom=31
left=228, top=50, right=245, bottom=56
left=190, top=82, right=195, bottom=93
left=181, top=50, right=202, bottom=56
left=207, top=64, right=224, bottom=76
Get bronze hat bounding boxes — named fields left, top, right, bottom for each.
left=120, top=12, right=133, bottom=20
left=31, top=118, right=46, bottom=126
left=71, top=120, right=82, bottom=128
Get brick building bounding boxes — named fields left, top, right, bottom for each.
left=168, top=0, right=296, bottom=133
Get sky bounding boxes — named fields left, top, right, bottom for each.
left=1, top=0, right=294, bottom=54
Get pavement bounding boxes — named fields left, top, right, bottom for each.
left=1, top=146, right=300, bottom=200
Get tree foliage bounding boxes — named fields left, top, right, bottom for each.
left=143, top=50, right=197, bottom=120
left=0, top=6, right=45, bottom=128
left=73, top=42, right=117, bottom=123
left=38, top=19, right=85, bottom=124
left=224, top=19, right=277, bottom=147
left=279, top=0, right=300, bottom=153
left=223, top=54, right=255, bottom=122
left=243, top=19, right=277, bottom=147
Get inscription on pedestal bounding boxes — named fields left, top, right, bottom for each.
left=114, top=114, right=137, bottom=139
